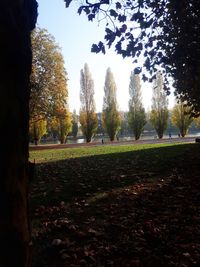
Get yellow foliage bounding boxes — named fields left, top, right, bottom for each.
left=171, top=103, right=193, bottom=137
left=102, top=102, right=121, bottom=141
left=49, top=108, right=72, bottom=143
left=30, top=28, right=68, bottom=120
left=150, top=108, right=168, bottom=138
left=29, top=116, right=47, bottom=144
left=194, top=116, right=200, bottom=128
left=79, top=110, right=98, bottom=142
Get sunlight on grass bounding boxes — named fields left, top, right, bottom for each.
left=29, top=143, right=186, bottom=163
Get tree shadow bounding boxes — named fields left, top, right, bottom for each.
left=31, top=143, right=196, bottom=207
left=30, top=143, right=200, bottom=266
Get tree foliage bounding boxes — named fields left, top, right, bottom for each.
left=120, top=111, right=129, bottom=136
left=29, top=116, right=47, bottom=145
left=102, top=68, right=121, bottom=141
left=30, top=28, right=68, bottom=120
left=96, top=113, right=105, bottom=135
left=50, top=108, right=72, bottom=144
left=68, top=0, right=200, bottom=114
left=71, top=110, right=79, bottom=138
left=194, top=117, right=200, bottom=128
left=79, top=111, right=98, bottom=142
left=79, top=63, right=98, bottom=142
left=128, top=72, right=146, bottom=140
left=171, top=102, right=193, bottom=137
left=150, top=72, right=168, bottom=138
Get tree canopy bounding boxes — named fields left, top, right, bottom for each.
left=71, top=110, right=79, bottom=138
left=30, top=28, right=68, bottom=120
left=50, top=108, right=72, bottom=144
left=65, top=0, right=200, bottom=115
left=29, top=116, right=47, bottom=145
left=171, top=102, right=193, bottom=137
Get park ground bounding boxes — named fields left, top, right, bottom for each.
left=30, top=142, right=200, bottom=266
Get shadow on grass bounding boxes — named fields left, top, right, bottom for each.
left=31, top=143, right=197, bottom=208
left=31, top=143, right=200, bottom=266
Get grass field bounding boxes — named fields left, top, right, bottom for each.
left=30, top=143, right=193, bottom=206
left=30, top=143, right=200, bottom=266
left=30, top=142, right=190, bottom=162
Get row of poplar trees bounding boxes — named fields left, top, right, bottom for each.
left=80, top=64, right=121, bottom=142
left=79, top=63, right=146, bottom=143
left=80, top=65, right=198, bottom=142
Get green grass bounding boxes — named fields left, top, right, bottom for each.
left=30, top=142, right=187, bottom=163
left=30, top=142, right=197, bottom=207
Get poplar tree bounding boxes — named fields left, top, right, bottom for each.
left=79, top=63, right=98, bottom=142
left=102, top=68, right=121, bottom=141
left=128, top=72, right=146, bottom=140
left=172, top=102, right=193, bottom=137
left=150, top=72, right=169, bottom=138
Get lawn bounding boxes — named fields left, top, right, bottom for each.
left=30, top=143, right=200, bottom=266
left=30, top=142, right=191, bottom=162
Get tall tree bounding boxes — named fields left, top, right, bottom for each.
left=79, top=63, right=98, bottom=142
left=150, top=72, right=169, bottom=138
left=0, top=1, right=38, bottom=266
left=73, top=0, right=200, bottom=114
left=172, top=102, right=193, bottom=137
left=102, top=68, right=121, bottom=141
left=30, top=28, right=68, bottom=120
left=128, top=72, right=146, bottom=140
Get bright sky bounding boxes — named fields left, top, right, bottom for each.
left=37, top=0, right=174, bottom=112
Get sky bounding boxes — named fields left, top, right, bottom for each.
left=36, top=0, right=174, bottom=112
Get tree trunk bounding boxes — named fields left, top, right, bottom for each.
left=60, top=138, right=65, bottom=144
left=34, top=139, right=39, bottom=145
left=157, top=132, right=163, bottom=139
left=0, top=1, right=37, bottom=266
left=86, top=137, right=91, bottom=143
left=110, top=135, right=115, bottom=141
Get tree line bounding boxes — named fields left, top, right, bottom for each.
left=30, top=28, right=200, bottom=145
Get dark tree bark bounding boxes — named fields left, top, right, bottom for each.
left=0, top=1, right=37, bottom=266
